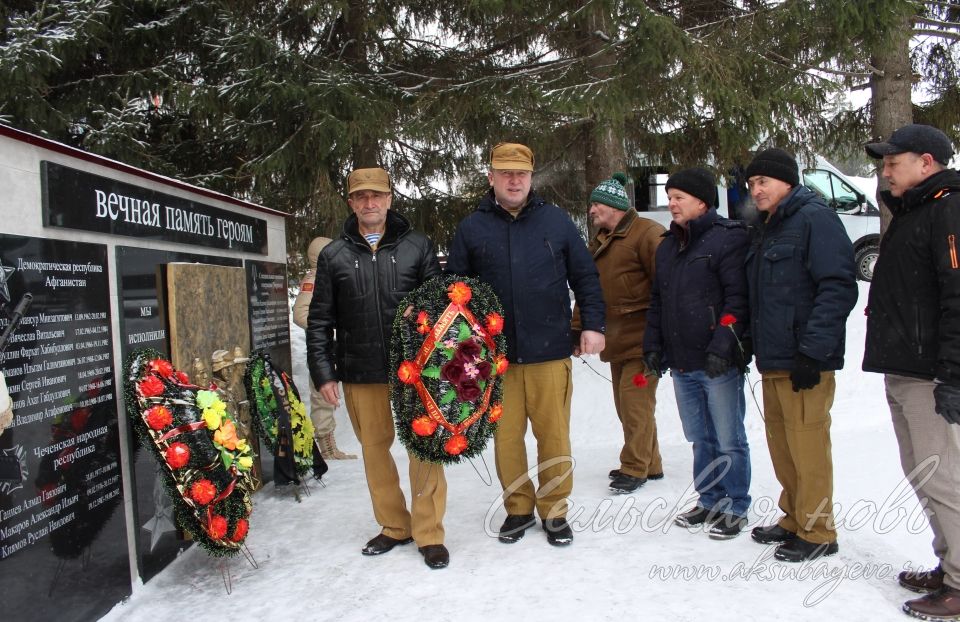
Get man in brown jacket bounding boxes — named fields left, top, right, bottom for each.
left=292, top=236, right=356, bottom=460
left=574, top=172, right=666, bottom=494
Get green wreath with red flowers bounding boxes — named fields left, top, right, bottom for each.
left=123, top=348, right=255, bottom=557
left=390, top=275, right=508, bottom=464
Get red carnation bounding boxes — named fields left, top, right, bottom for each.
left=165, top=442, right=190, bottom=469
left=397, top=361, right=421, bottom=385
left=230, top=518, right=249, bottom=542
left=70, top=408, right=91, bottom=432
left=494, top=355, right=509, bottom=376
left=207, top=514, right=228, bottom=540
left=190, top=479, right=217, bottom=505
left=719, top=314, right=737, bottom=327
left=488, top=403, right=503, bottom=423
left=148, top=358, right=175, bottom=379
left=411, top=416, right=438, bottom=437
left=144, top=405, right=173, bottom=430
left=174, top=370, right=190, bottom=384
left=632, top=373, right=648, bottom=388
left=416, top=311, right=431, bottom=335
left=447, top=281, right=472, bottom=306
left=138, top=375, right=165, bottom=398
left=444, top=434, right=468, bottom=456
left=485, top=312, right=504, bottom=336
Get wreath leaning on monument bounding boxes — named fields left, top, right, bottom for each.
left=123, top=348, right=255, bottom=556
left=244, top=351, right=326, bottom=484
left=390, top=274, right=508, bottom=465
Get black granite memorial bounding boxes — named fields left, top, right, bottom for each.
left=245, top=260, right=292, bottom=373
left=0, top=233, right=128, bottom=622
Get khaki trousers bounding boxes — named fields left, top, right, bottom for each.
left=610, top=359, right=662, bottom=478
left=343, top=383, right=446, bottom=546
left=761, top=370, right=836, bottom=544
left=887, top=375, right=960, bottom=589
left=309, top=380, right=337, bottom=436
left=495, top=358, right=573, bottom=520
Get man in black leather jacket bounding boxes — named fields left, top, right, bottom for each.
left=863, top=124, right=960, bottom=619
left=306, top=167, right=448, bottom=568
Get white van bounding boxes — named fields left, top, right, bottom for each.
left=633, top=157, right=880, bottom=281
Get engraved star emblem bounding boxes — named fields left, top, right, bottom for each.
left=141, top=473, right=176, bottom=552
left=0, top=259, right=13, bottom=305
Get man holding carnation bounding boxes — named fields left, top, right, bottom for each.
left=642, top=167, right=752, bottom=539
left=572, top=172, right=665, bottom=496
left=306, top=167, right=448, bottom=568
left=446, top=142, right=606, bottom=546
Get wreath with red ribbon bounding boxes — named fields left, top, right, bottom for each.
left=123, top=348, right=254, bottom=556
left=390, top=275, right=507, bottom=464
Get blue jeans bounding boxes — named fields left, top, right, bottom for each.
left=672, top=368, right=751, bottom=517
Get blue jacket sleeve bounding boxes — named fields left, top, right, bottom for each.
left=706, top=226, right=750, bottom=361
left=798, top=209, right=858, bottom=361
left=643, top=245, right=665, bottom=354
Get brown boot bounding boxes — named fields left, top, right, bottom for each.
left=903, top=585, right=960, bottom=620
left=317, top=431, right=357, bottom=460
left=900, top=564, right=945, bottom=593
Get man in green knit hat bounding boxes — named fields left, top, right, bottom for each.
left=573, top=172, right=667, bottom=494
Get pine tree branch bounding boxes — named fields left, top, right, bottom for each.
left=913, top=27, right=960, bottom=40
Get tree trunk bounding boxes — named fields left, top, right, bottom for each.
left=343, top=0, right=379, bottom=168
left=870, top=9, right=914, bottom=239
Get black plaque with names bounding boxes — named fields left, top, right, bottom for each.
left=245, top=260, right=292, bottom=373
left=42, top=161, right=268, bottom=254
left=0, top=234, right=128, bottom=622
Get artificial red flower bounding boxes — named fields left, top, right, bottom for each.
left=444, top=434, right=468, bottom=455
left=411, top=416, right=438, bottom=436
left=441, top=359, right=465, bottom=385
left=494, top=355, right=509, bottom=375
left=632, top=373, right=648, bottom=388
left=485, top=312, right=504, bottom=336
left=230, top=518, right=249, bottom=542
left=416, top=311, right=431, bottom=335
left=397, top=361, right=421, bottom=385
left=475, top=360, right=492, bottom=380
left=488, top=403, right=503, bottom=423
left=174, top=370, right=190, bottom=384
left=144, top=405, right=173, bottom=430
left=447, top=281, right=472, bottom=306
left=190, top=479, right=217, bottom=505
left=455, top=338, right=482, bottom=362
left=148, top=358, right=175, bottom=379
left=207, top=514, right=228, bottom=540
left=138, top=375, right=165, bottom=398
left=165, top=442, right=191, bottom=469
left=458, top=380, right=482, bottom=402
left=719, top=314, right=737, bottom=327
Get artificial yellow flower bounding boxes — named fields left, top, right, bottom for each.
left=238, top=456, right=253, bottom=470
left=202, top=408, right=222, bottom=430
left=236, top=438, right=248, bottom=452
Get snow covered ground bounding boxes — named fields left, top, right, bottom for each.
left=102, top=281, right=929, bottom=622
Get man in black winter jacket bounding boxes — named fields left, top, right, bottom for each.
left=863, top=124, right=960, bottom=619
left=306, top=167, right=448, bottom=569
left=743, top=148, right=857, bottom=563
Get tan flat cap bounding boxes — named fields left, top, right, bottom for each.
left=490, top=142, right=534, bottom=171
left=348, top=168, right=391, bottom=194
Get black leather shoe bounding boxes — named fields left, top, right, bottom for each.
left=543, top=517, right=574, bottom=546
left=419, top=544, right=450, bottom=569
left=609, top=473, right=646, bottom=494
left=361, top=533, right=414, bottom=556
left=708, top=513, right=748, bottom=540
left=899, top=564, right=945, bottom=593
left=751, top=523, right=797, bottom=544
left=674, top=506, right=719, bottom=528
left=498, top=514, right=536, bottom=543
left=773, top=537, right=839, bottom=562
left=609, top=469, right=663, bottom=480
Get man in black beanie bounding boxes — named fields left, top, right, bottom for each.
left=743, top=148, right=857, bottom=561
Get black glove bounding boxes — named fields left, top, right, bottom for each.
left=704, top=354, right=731, bottom=379
left=643, top=351, right=663, bottom=378
left=934, top=382, right=960, bottom=425
left=790, top=353, right=821, bottom=392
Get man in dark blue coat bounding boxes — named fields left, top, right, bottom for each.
left=446, top=142, right=605, bottom=546
left=743, top=148, right=857, bottom=562
left=643, top=167, right=752, bottom=540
